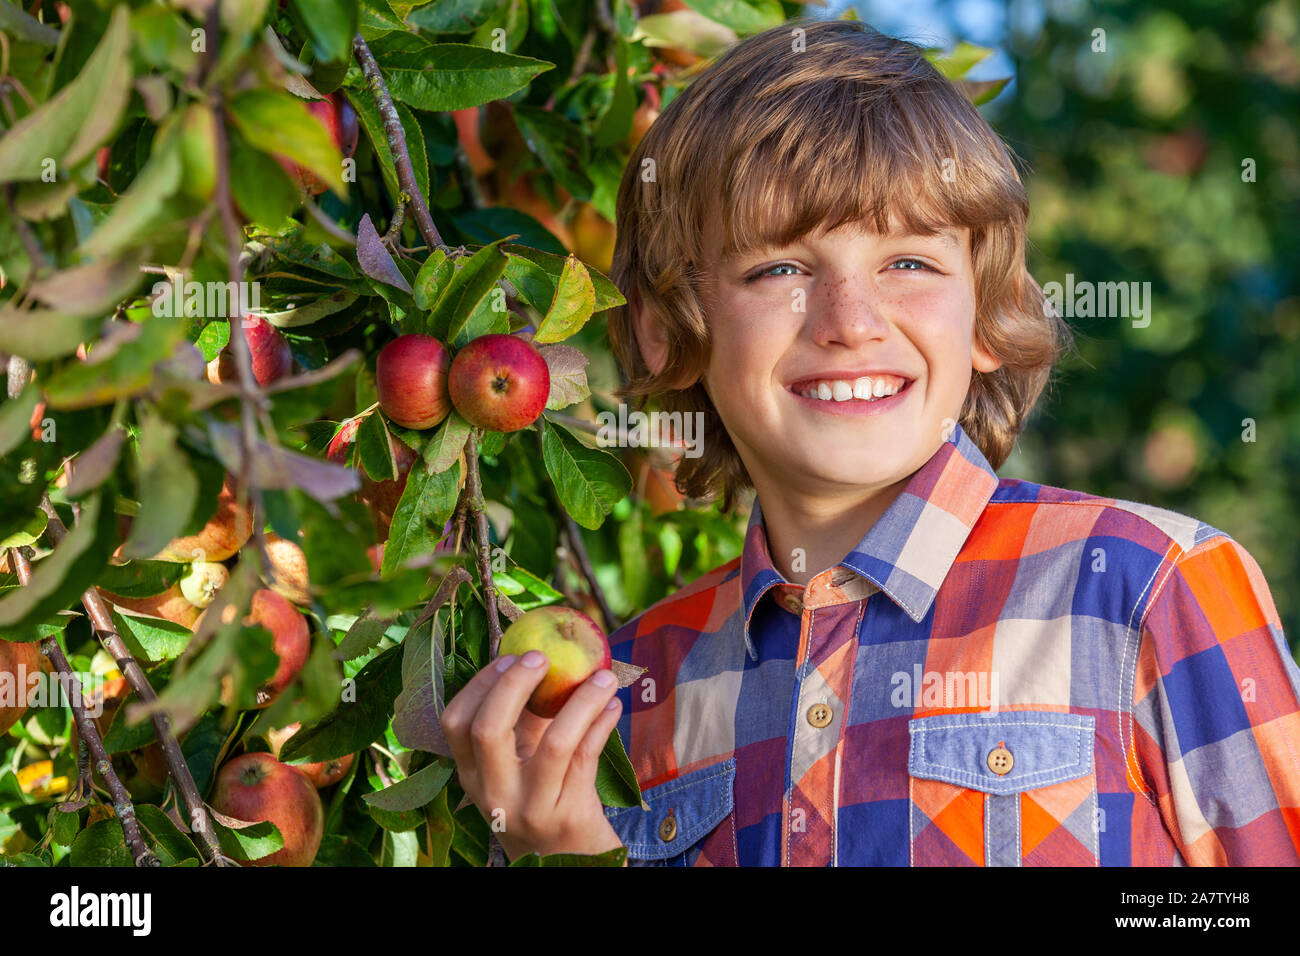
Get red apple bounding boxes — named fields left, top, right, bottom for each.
left=155, top=475, right=254, bottom=563
left=0, top=640, right=44, bottom=735
left=376, top=334, right=453, bottom=430
left=447, top=333, right=549, bottom=433
left=266, top=723, right=355, bottom=789
left=97, top=582, right=202, bottom=630
left=206, top=314, right=292, bottom=387
left=208, top=589, right=311, bottom=709
left=274, top=93, right=359, bottom=196
left=210, top=752, right=324, bottom=867
left=496, top=606, right=611, bottom=718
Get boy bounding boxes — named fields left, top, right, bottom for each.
left=440, top=18, right=1300, bottom=865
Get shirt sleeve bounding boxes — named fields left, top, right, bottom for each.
left=1132, top=533, right=1300, bottom=865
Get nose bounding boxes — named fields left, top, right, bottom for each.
left=808, top=273, right=891, bottom=348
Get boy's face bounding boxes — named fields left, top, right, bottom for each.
left=672, top=217, right=1002, bottom=499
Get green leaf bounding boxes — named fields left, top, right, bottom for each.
left=596, top=729, right=644, bottom=809
left=424, top=784, right=454, bottom=866
left=334, top=607, right=398, bottom=661
left=211, top=815, right=284, bottom=863
left=228, top=89, right=345, bottom=195
left=121, top=411, right=198, bottom=560
left=512, top=105, right=593, bottom=201
left=407, top=0, right=503, bottom=33
left=109, top=608, right=192, bottom=665
left=509, top=846, right=628, bottom=866
left=377, top=45, right=554, bottom=112
left=619, top=505, right=648, bottom=608
left=451, top=206, right=568, bottom=257
left=43, top=316, right=186, bottom=410
left=0, top=384, right=41, bottom=456
left=0, top=491, right=116, bottom=630
left=101, top=696, right=159, bottom=754
left=591, top=36, right=634, bottom=148
left=363, top=760, right=454, bottom=812
left=0, top=6, right=132, bottom=183
left=281, top=643, right=404, bottom=762
left=93, top=560, right=184, bottom=598
left=926, top=41, right=994, bottom=80
left=358, top=409, right=399, bottom=482
left=680, top=0, right=783, bottom=35
left=380, top=457, right=461, bottom=576
left=421, top=412, right=471, bottom=473
left=533, top=254, right=596, bottom=344
left=0, top=3, right=60, bottom=46
left=412, top=248, right=454, bottom=312
left=52, top=807, right=80, bottom=847
left=429, top=239, right=511, bottom=344
left=392, top=613, right=450, bottom=755
left=290, top=0, right=359, bottom=63
left=540, top=419, right=632, bottom=531
left=69, top=818, right=132, bottom=867
left=135, top=804, right=200, bottom=866
left=381, top=827, right=420, bottom=866
left=229, top=132, right=300, bottom=226
left=194, top=321, right=231, bottom=363
left=80, top=122, right=184, bottom=260
left=503, top=244, right=625, bottom=314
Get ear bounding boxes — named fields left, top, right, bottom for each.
left=972, top=333, right=1003, bottom=374
left=630, top=287, right=697, bottom=390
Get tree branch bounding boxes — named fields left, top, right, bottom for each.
left=8, top=547, right=159, bottom=867
left=35, top=500, right=233, bottom=866
left=463, top=431, right=503, bottom=658
left=353, top=34, right=445, bottom=254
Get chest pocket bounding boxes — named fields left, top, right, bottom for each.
left=907, top=712, right=1099, bottom=867
left=604, top=758, right=736, bottom=866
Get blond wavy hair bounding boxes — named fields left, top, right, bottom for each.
left=607, top=17, right=1073, bottom=514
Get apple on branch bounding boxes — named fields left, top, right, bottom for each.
left=496, top=606, right=612, bottom=718
left=447, top=333, right=550, bottom=433
left=207, top=589, right=311, bottom=710
left=376, top=333, right=453, bottom=430
left=0, top=639, right=44, bottom=735
left=273, top=92, right=359, bottom=197
left=210, top=752, right=324, bottom=867
left=206, top=314, right=293, bottom=387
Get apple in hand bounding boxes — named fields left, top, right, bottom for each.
left=206, top=314, right=293, bottom=387
left=497, top=607, right=611, bottom=718
left=0, top=640, right=44, bottom=735
left=210, top=752, right=324, bottom=867
left=447, top=333, right=549, bottom=433
left=376, top=334, right=453, bottom=430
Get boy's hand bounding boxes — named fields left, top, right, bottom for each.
left=440, top=649, right=627, bottom=863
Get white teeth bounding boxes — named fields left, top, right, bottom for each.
left=797, top=376, right=906, bottom=402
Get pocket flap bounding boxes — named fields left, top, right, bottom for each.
left=604, top=758, right=735, bottom=861
left=908, top=712, right=1095, bottom=795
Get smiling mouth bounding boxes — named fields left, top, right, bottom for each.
left=789, top=374, right=912, bottom=403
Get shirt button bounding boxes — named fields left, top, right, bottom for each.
left=658, top=812, right=677, bottom=842
left=806, top=703, right=833, bottom=728
left=987, top=743, right=1014, bottom=776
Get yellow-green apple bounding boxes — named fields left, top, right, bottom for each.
left=178, top=561, right=229, bottom=609
left=0, top=640, right=44, bottom=735
left=156, top=475, right=254, bottom=562
left=266, top=722, right=355, bottom=789
left=376, top=334, right=453, bottom=430
left=210, top=752, right=324, bottom=866
left=206, top=314, right=293, bottom=387
left=447, top=333, right=550, bottom=433
left=496, top=606, right=611, bottom=718
left=265, top=532, right=310, bottom=606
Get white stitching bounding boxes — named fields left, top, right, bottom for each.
left=911, top=717, right=1094, bottom=790
left=1121, top=540, right=1180, bottom=802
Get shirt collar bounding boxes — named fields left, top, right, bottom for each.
left=739, top=421, right=1001, bottom=660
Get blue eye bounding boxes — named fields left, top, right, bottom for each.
left=888, top=258, right=934, bottom=272
left=746, top=263, right=800, bottom=282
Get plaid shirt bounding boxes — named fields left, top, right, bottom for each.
left=604, top=422, right=1300, bottom=866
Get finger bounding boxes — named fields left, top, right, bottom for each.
left=468, top=649, right=553, bottom=791
left=523, top=668, right=618, bottom=808
left=560, top=689, right=623, bottom=803
left=440, top=653, right=517, bottom=779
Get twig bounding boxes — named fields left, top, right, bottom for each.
left=463, top=431, right=504, bottom=658
left=8, top=547, right=159, bottom=867
left=352, top=34, right=445, bottom=254
left=207, top=4, right=271, bottom=579
left=382, top=200, right=406, bottom=252
left=452, top=144, right=487, bottom=210
left=369, top=748, right=392, bottom=789
left=35, top=500, right=233, bottom=866
left=3, top=184, right=51, bottom=274
left=302, top=195, right=357, bottom=246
